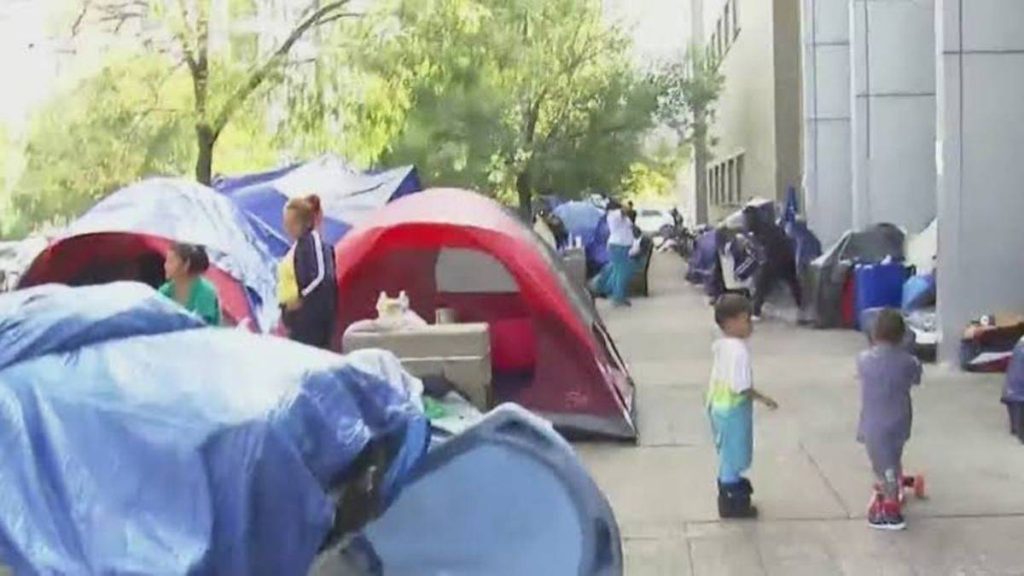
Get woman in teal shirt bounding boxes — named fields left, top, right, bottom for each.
left=159, top=243, right=222, bottom=326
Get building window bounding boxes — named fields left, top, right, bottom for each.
left=708, top=166, right=717, bottom=205
left=726, top=158, right=736, bottom=204
left=735, top=154, right=745, bottom=204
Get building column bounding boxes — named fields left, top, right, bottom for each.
left=850, top=0, right=937, bottom=234
left=937, top=0, right=1024, bottom=362
left=802, top=0, right=853, bottom=247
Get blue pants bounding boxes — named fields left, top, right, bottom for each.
left=606, top=244, right=633, bottom=304
left=709, top=401, right=753, bottom=483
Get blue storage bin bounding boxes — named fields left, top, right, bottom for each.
left=854, top=263, right=909, bottom=328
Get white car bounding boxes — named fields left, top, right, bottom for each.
left=634, top=208, right=675, bottom=238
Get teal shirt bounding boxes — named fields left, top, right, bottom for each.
left=159, top=277, right=222, bottom=326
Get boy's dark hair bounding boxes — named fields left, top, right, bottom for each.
left=714, top=294, right=752, bottom=327
left=872, top=308, right=906, bottom=344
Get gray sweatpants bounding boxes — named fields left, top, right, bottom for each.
left=865, top=438, right=904, bottom=501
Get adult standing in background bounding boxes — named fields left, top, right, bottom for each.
left=605, top=199, right=636, bottom=307
left=743, top=206, right=802, bottom=320
left=280, top=195, right=337, bottom=349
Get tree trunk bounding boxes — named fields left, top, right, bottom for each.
left=195, top=124, right=216, bottom=186
left=693, top=107, right=710, bottom=225
left=516, top=170, right=532, bottom=221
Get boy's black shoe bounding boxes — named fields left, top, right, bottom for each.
left=717, top=480, right=759, bottom=519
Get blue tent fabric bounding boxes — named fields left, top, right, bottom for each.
left=902, top=274, right=937, bottom=311
left=553, top=201, right=610, bottom=271
left=321, top=405, right=623, bottom=576
left=214, top=155, right=422, bottom=255
left=56, top=177, right=281, bottom=331
left=782, top=186, right=799, bottom=225
left=0, top=283, right=428, bottom=575
left=1004, top=341, right=1024, bottom=403
left=686, top=229, right=719, bottom=285
left=784, top=220, right=823, bottom=268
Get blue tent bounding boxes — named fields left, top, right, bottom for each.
left=0, top=283, right=428, bottom=575
left=19, top=178, right=282, bottom=331
left=214, top=155, right=423, bottom=255
left=317, top=406, right=623, bottom=576
left=553, top=201, right=610, bottom=274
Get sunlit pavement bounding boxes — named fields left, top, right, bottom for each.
left=578, top=254, right=1024, bottom=575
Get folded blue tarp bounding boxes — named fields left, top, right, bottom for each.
left=214, top=155, right=422, bottom=255
left=0, top=283, right=427, bottom=575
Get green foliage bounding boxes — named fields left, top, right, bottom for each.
left=9, top=0, right=682, bottom=230
left=12, top=55, right=194, bottom=227
left=621, top=141, right=690, bottom=201
left=655, top=49, right=725, bottom=147
left=9, top=53, right=278, bottom=230
left=329, top=0, right=661, bottom=212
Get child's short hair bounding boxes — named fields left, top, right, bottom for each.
left=714, top=294, right=752, bottom=327
left=873, top=308, right=906, bottom=344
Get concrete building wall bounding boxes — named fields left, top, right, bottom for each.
left=773, top=0, right=804, bottom=209
left=850, top=0, right=937, bottom=234
left=702, top=0, right=781, bottom=223
left=936, top=0, right=1024, bottom=361
left=801, top=0, right=852, bottom=246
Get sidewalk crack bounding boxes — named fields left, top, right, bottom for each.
left=799, top=440, right=852, bottom=519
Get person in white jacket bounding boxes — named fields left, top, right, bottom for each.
left=604, top=200, right=636, bottom=306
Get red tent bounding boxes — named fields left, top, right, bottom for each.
left=334, top=189, right=636, bottom=439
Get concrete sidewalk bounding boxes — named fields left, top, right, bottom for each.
left=578, top=255, right=1024, bottom=575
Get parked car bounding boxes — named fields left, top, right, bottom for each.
left=635, top=208, right=675, bottom=238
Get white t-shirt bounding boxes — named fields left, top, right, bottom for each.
left=709, top=337, right=753, bottom=396
left=607, top=209, right=634, bottom=247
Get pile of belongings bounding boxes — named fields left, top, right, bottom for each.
left=0, top=283, right=428, bottom=575
left=900, top=219, right=939, bottom=360
left=806, top=223, right=905, bottom=329
left=0, top=283, right=626, bottom=576
left=960, top=314, right=1024, bottom=373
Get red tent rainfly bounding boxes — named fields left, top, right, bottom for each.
left=333, top=188, right=637, bottom=440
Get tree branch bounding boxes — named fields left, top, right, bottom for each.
left=172, top=0, right=198, bottom=73
left=211, top=0, right=356, bottom=136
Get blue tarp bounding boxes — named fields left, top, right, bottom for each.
left=214, top=155, right=422, bottom=255
left=50, top=177, right=281, bottom=331
left=0, top=283, right=428, bottom=575
left=784, top=220, right=823, bottom=268
left=553, top=201, right=610, bottom=272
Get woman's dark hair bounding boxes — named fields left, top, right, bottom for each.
left=872, top=308, right=906, bottom=345
left=170, top=243, right=210, bottom=275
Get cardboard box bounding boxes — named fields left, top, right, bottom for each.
left=401, top=356, right=492, bottom=410
left=342, top=323, right=493, bottom=410
left=343, top=323, right=490, bottom=359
